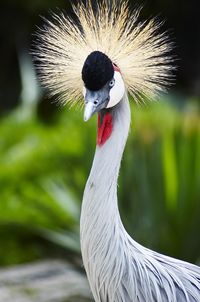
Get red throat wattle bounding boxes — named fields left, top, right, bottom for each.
left=97, top=112, right=113, bottom=146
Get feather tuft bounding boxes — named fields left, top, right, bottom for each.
left=33, top=0, right=174, bottom=105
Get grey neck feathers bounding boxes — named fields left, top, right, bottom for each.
left=81, top=93, right=130, bottom=231
left=80, top=93, right=200, bottom=302
left=80, top=93, right=131, bottom=301
left=80, top=95, right=200, bottom=302
left=86, top=92, right=130, bottom=191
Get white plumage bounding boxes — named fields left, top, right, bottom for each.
left=34, top=1, right=200, bottom=301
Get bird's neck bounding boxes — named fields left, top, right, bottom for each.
left=80, top=93, right=131, bottom=300
left=81, top=93, right=130, bottom=217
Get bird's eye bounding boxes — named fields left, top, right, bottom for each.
left=109, top=79, right=115, bottom=88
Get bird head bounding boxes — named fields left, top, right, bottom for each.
left=82, top=51, right=125, bottom=121
left=33, top=1, right=173, bottom=119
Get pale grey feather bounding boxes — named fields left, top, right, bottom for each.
left=80, top=93, right=200, bottom=302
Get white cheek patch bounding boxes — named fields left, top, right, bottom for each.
left=107, top=71, right=125, bottom=108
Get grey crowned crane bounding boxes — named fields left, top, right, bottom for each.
left=34, top=1, right=200, bottom=301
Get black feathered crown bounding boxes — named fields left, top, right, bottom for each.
left=82, top=51, right=114, bottom=91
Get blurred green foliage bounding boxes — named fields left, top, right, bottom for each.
left=0, top=97, right=200, bottom=266
left=120, top=100, right=200, bottom=263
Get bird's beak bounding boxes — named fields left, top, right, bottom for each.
left=83, top=87, right=110, bottom=122
left=84, top=102, right=96, bottom=122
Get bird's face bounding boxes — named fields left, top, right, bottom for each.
left=82, top=51, right=125, bottom=121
